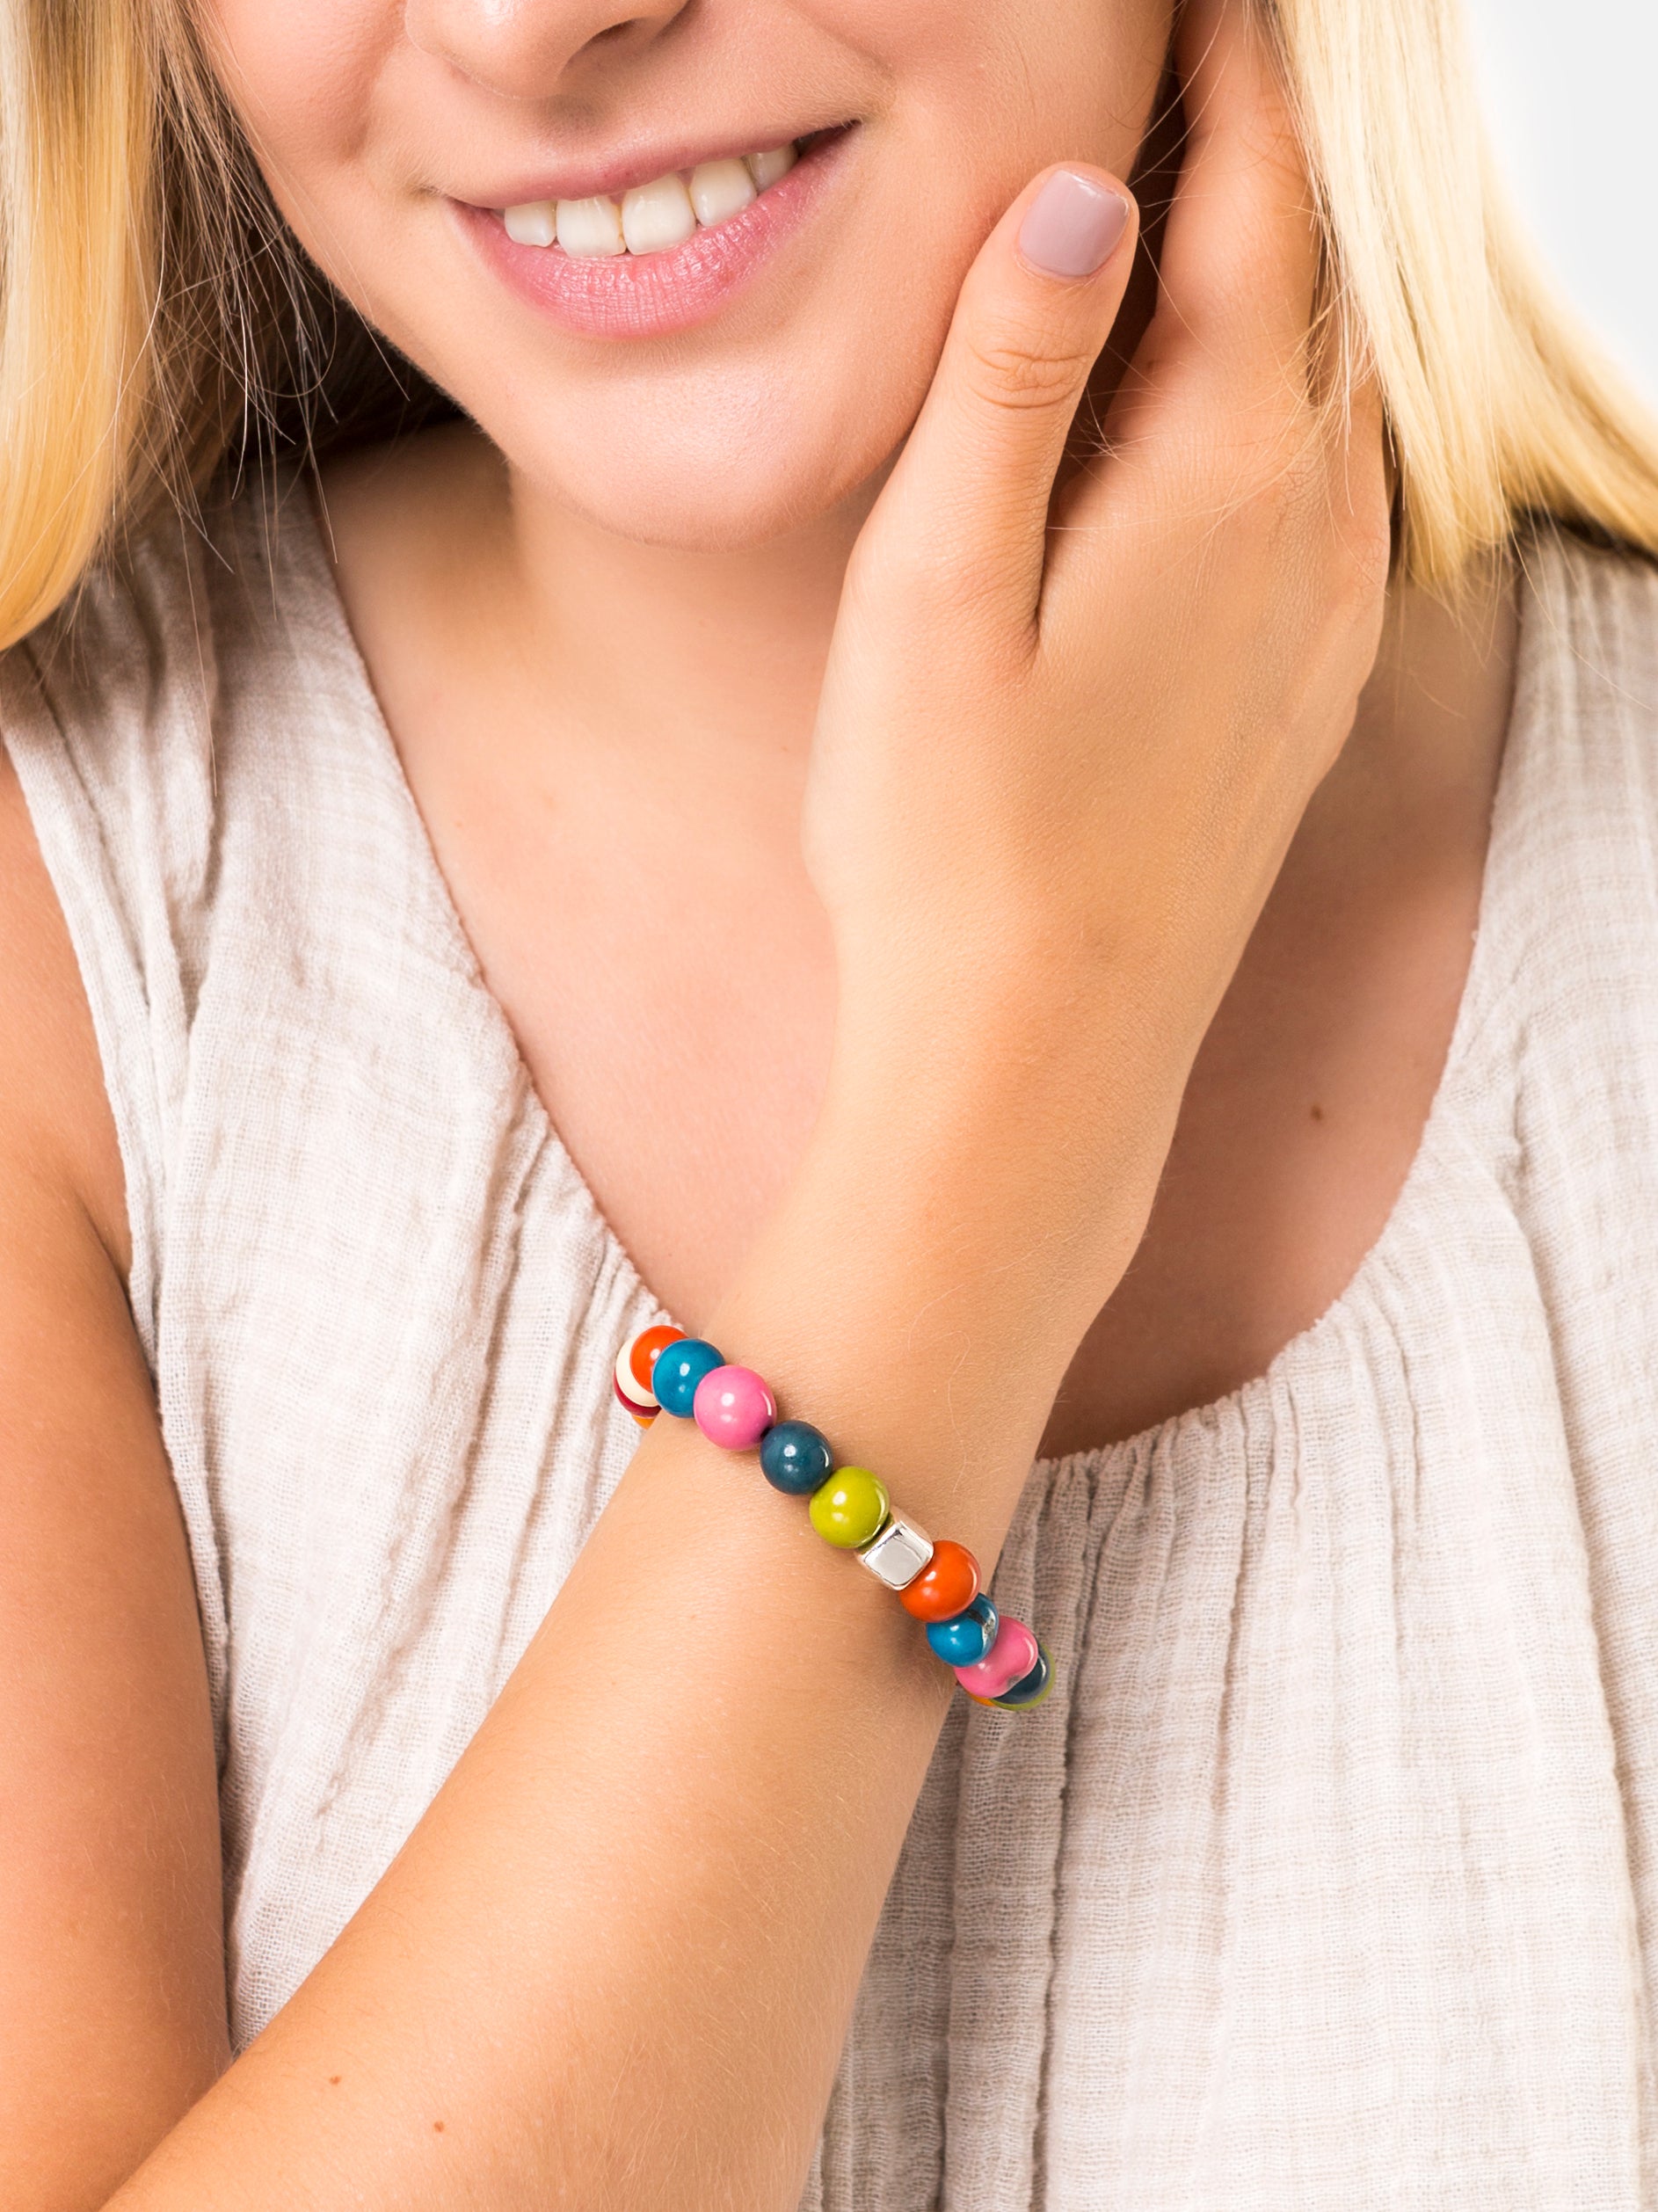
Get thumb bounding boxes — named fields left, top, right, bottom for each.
left=871, top=165, right=1138, bottom=628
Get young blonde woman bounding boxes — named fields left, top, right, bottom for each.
left=4, top=0, right=1658, bottom=2202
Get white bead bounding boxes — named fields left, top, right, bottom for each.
left=857, top=1514, right=933, bottom=1591
left=614, top=1335, right=657, bottom=1412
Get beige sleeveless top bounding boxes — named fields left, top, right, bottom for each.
left=5, top=483, right=1658, bottom=2208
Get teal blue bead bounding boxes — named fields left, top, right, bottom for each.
left=926, top=1594, right=999, bottom=1667
left=653, top=1337, right=724, bottom=1417
left=760, top=1420, right=833, bottom=1495
left=994, top=1642, right=1054, bottom=1710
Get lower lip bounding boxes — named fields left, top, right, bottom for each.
left=454, top=130, right=851, bottom=343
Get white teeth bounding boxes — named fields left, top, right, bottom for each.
left=556, top=194, right=625, bottom=258
left=501, top=141, right=802, bottom=256
left=688, top=156, right=757, bottom=229
left=504, top=200, right=557, bottom=246
left=745, top=143, right=797, bottom=191
left=622, top=173, right=698, bottom=255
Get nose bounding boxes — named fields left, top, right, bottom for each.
left=404, top=0, right=694, bottom=99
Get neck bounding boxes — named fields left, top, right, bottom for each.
left=425, top=423, right=883, bottom=771
left=321, top=420, right=1516, bottom=861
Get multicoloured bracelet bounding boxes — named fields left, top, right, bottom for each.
left=615, top=1325, right=1053, bottom=1711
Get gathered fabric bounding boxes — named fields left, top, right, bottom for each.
left=4, top=484, right=1658, bottom=2208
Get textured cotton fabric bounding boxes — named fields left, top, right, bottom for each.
left=4, top=484, right=1658, bottom=2208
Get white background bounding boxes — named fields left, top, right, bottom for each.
left=1464, top=0, right=1658, bottom=402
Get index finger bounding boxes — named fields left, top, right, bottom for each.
left=1146, top=0, right=1322, bottom=404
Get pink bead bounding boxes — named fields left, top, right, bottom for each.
left=954, top=1616, right=1038, bottom=1700
left=692, top=1364, right=777, bottom=1451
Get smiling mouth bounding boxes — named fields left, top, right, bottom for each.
left=487, top=127, right=849, bottom=258
left=456, top=124, right=854, bottom=341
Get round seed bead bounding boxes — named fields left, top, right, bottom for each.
left=759, top=1420, right=834, bottom=1495
left=653, top=1337, right=725, bottom=1418
left=953, top=1615, right=1038, bottom=1701
left=624, top=1323, right=684, bottom=1403
left=898, top=1539, right=980, bottom=1623
left=693, top=1364, right=777, bottom=1450
left=613, top=1374, right=656, bottom=1428
left=614, top=1353, right=653, bottom=1416
left=993, top=1642, right=1054, bottom=1710
left=809, top=1467, right=890, bottom=1549
left=926, top=1594, right=999, bottom=1667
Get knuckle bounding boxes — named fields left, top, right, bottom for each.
left=960, top=322, right=1095, bottom=415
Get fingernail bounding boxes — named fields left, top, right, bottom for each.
left=1016, top=171, right=1131, bottom=280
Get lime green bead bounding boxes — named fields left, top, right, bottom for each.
left=809, top=1467, right=890, bottom=1549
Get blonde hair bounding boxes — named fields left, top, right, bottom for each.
left=3, top=0, right=1657, bottom=648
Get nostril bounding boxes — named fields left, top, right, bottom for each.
left=578, top=18, right=655, bottom=62
left=404, top=0, right=694, bottom=98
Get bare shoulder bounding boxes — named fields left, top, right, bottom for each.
left=0, top=740, right=229, bottom=2202
left=0, top=741, right=127, bottom=1268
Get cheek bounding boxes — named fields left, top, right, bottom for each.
left=838, top=0, right=1170, bottom=200
left=206, top=0, right=395, bottom=183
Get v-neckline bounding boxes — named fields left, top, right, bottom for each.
left=287, top=474, right=1536, bottom=1478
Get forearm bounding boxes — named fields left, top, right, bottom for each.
left=108, top=1077, right=1161, bottom=2212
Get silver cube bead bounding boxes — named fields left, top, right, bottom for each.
left=857, top=1514, right=934, bottom=1592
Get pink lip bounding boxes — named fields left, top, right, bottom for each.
left=454, top=127, right=851, bottom=343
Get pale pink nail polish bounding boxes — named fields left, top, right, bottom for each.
left=1017, top=171, right=1131, bottom=280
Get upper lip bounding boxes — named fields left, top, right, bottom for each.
left=454, top=121, right=847, bottom=213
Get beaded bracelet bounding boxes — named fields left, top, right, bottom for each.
left=615, top=1325, right=1052, bottom=1711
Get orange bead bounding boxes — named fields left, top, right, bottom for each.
left=628, top=1323, right=685, bottom=1399
left=898, top=1539, right=980, bottom=1623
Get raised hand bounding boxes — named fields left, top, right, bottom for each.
left=804, top=0, right=1389, bottom=1352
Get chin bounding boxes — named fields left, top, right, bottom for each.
left=477, top=378, right=913, bottom=552
left=534, top=449, right=883, bottom=550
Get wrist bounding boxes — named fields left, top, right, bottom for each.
left=814, top=1005, right=1177, bottom=1311
left=697, top=1053, right=1168, bottom=1551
